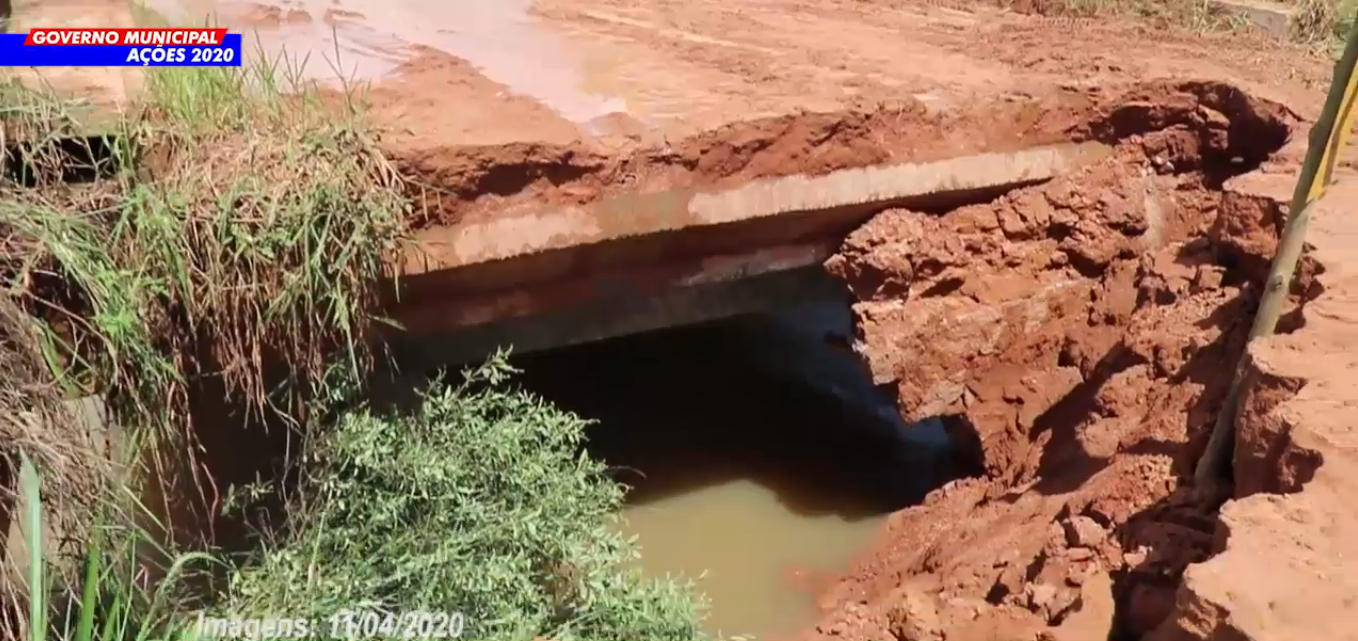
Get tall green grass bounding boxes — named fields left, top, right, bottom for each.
left=0, top=57, right=407, bottom=638
left=16, top=452, right=219, bottom=641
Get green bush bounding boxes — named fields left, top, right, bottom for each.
left=223, top=355, right=707, bottom=641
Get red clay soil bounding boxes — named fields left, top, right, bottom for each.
left=1148, top=174, right=1358, bottom=641
left=804, top=76, right=1312, bottom=640
left=349, top=0, right=1333, bottom=228
left=382, top=88, right=1103, bottom=228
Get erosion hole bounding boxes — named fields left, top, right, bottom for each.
left=1, top=135, right=122, bottom=186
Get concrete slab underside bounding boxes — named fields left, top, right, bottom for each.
left=396, top=265, right=847, bottom=367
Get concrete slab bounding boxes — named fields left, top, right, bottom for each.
left=393, top=142, right=1110, bottom=362
left=1209, top=0, right=1297, bottom=39
left=403, top=142, right=1112, bottom=279
left=397, top=264, right=848, bottom=367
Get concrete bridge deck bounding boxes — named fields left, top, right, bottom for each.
left=393, top=141, right=1110, bottom=364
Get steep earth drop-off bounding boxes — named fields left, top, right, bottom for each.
left=811, top=82, right=1307, bottom=641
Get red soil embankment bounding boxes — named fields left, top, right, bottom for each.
left=809, top=81, right=1314, bottom=641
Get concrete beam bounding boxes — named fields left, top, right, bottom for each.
left=397, top=240, right=837, bottom=335
left=394, top=264, right=848, bottom=368
left=402, top=141, right=1111, bottom=284
left=1208, top=0, right=1297, bottom=39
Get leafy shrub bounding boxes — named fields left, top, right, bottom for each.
left=224, top=355, right=706, bottom=641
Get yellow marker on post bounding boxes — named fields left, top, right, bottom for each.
left=1312, top=66, right=1358, bottom=201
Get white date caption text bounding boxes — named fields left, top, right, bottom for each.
left=192, top=610, right=466, bottom=639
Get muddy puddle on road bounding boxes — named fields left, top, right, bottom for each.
left=516, top=300, right=974, bottom=638
left=145, top=0, right=624, bottom=123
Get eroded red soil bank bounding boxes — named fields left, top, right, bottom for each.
left=387, top=85, right=1097, bottom=227
left=808, top=82, right=1323, bottom=641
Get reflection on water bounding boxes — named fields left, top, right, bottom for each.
left=621, top=475, right=884, bottom=639
left=613, top=452, right=892, bottom=639
left=146, top=0, right=625, bottom=122
left=517, top=302, right=960, bottom=639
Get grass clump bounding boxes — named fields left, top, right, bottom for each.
left=996, top=0, right=1249, bottom=32
left=0, top=59, right=407, bottom=524
left=4, top=64, right=405, bottom=407
left=14, top=452, right=216, bottom=641
left=0, top=61, right=408, bottom=637
left=1294, top=0, right=1357, bottom=46
left=1015, top=0, right=1356, bottom=47
left=115, top=63, right=406, bottom=422
left=224, top=354, right=707, bottom=641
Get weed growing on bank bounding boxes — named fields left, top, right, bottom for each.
left=226, top=354, right=708, bottom=640
left=13, top=452, right=216, bottom=641
left=0, top=60, right=407, bottom=634
left=0, top=58, right=406, bottom=502
left=1295, top=0, right=1358, bottom=46
left=1039, top=0, right=1247, bottom=32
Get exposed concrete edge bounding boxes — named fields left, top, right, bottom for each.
left=1207, top=0, right=1296, bottom=39
left=403, top=141, right=1111, bottom=275
left=685, top=143, right=1108, bottom=224
left=397, top=241, right=838, bottom=334
left=1149, top=176, right=1358, bottom=641
left=393, top=265, right=847, bottom=367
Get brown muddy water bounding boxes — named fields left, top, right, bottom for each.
left=516, top=301, right=967, bottom=639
